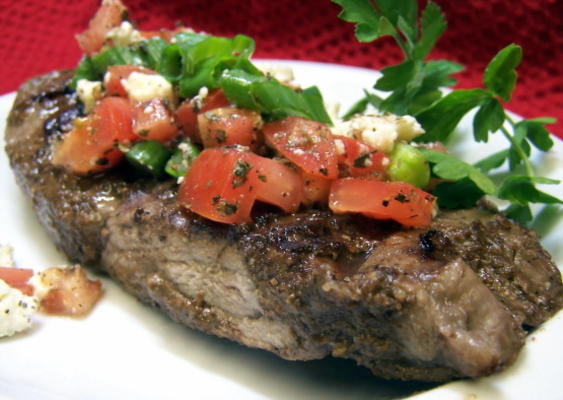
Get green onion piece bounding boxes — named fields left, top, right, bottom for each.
left=125, top=140, right=172, bottom=179
left=387, top=142, right=430, bottom=188
left=157, top=43, right=184, bottom=82
left=172, top=32, right=209, bottom=49
left=165, top=140, right=201, bottom=178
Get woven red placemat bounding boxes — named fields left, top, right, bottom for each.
left=0, top=0, right=561, bottom=137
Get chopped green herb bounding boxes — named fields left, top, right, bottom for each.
left=216, top=200, right=239, bottom=216
left=353, top=152, right=373, bottom=168
left=215, top=129, right=227, bottom=143
left=232, top=160, right=252, bottom=187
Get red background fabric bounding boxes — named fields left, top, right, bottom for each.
left=0, top=0, right=561, bottom=138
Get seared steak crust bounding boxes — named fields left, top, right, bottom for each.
left=5, top=71, right=563, bottom=382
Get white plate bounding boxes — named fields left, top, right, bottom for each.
left=1, top=61, right=562, bottom=400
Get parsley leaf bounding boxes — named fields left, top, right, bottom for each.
left=473, top=97, right=505, bottom=142
left=514, top=118, right=556, bottom=152
left=413, top=1, right=447, bottom=60
left=415, top=89, right=491, bottom=142
left=332, top=0, right=393, bottom=42
left=483, top=44, right=522, bottom=101
left=419, top=148, right=497, bottom=195
left=504, top=203, right=533, bottom=224
left=432, top=179, right=486, bottom=209
left=374, top=61, right=415, bottom=91
left=474, top=149, right=509, bottom=173
left=498, top=176, right=562, bottom=212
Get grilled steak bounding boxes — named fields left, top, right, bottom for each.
left=5, top=70, right=563, bottom=382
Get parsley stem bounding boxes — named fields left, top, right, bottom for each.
left=499, top=124, right=535, bottom=177
left=391, top=33, right=409, bottom=59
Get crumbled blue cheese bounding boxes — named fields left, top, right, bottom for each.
left=0, top=280, right=38, bottom=338
left=331, top=112, right=425, bottom=153
left=105, top=21, right=144, bottom=48
left=121, top=72, right=174, bottom=103
left=76, top=79, right=103, bottom=113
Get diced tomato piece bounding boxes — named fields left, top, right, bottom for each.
left=198, top=107, right=262, bottom=149
left=132, top=98, right=179, bottom=143
left=252, top=158, right=304, bottom=212
left=0, top=267, right=34, bottom=296
left=263, top=117, right=338, bottom=179
left=329, top=178, right=436, bottom=227
left=178, top=148, right=257, bottom=224
left=75, top=0, right=127, bottom=54
left=95, top=97, right=138, bottom=143
left=175, top=89, right=230, bottom=142
left=52, top=118, right=123, bottom=175
left=38, top=266, right=103, bottom=316
left=53, top=97, right=137, bottom=175
left=334, top=136, right=388, bottom=178
left=301, top=172, right=332, bottom=205
left=178, top=147, right=304, bottom=224
left=105, top=65, right=157, bottom=97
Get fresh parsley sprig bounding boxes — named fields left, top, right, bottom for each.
left=334, top=0, right=462, bottom=117
left=333, top=0, right=561, bottom=224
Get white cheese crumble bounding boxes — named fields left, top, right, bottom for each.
left=76, top=79, right=103, bottom=113
left=121, top=72, right=174, bottom=103
left=0, top=280, right=38, bottom=338
left=331, top=112, right=425, bottom=153
left=192, top=86, right=209, bottom=110
left=0, top=244, right=14, bottom=267
left=105, top=21, right=144, bottom=48
left=257, top=63, right=295, bottom=84
left=334, top=138, right=345, bottom=155
left=0, top=244, right=38, bottom=338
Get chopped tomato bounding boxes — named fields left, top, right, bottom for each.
left=301, top=172, right=331, bottom=204
left=329, top=178, right=436, bottom=227
left=175, top=89, right=230, bottom=142
left=263, top=117, right=338, bottom=179
left=334, top=136, right=388, bottom=178
left=132, top=98, right=178, bottom=143
left=0, top=267, right=34, bottom=296
left=53, top=97, right=137, bottom=175
left=38, top=266, right=103, bottom=316
left=198, top=107, right=262, bottom=149
left=178, top=147, right=303, bottom=224
left=105, top=65, right=157, bottom=97
left=178, top=147, right=257, bottom=224
left=252, top=158, right=304, bottom=213
left=75, top=0, right=127, bottom=54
